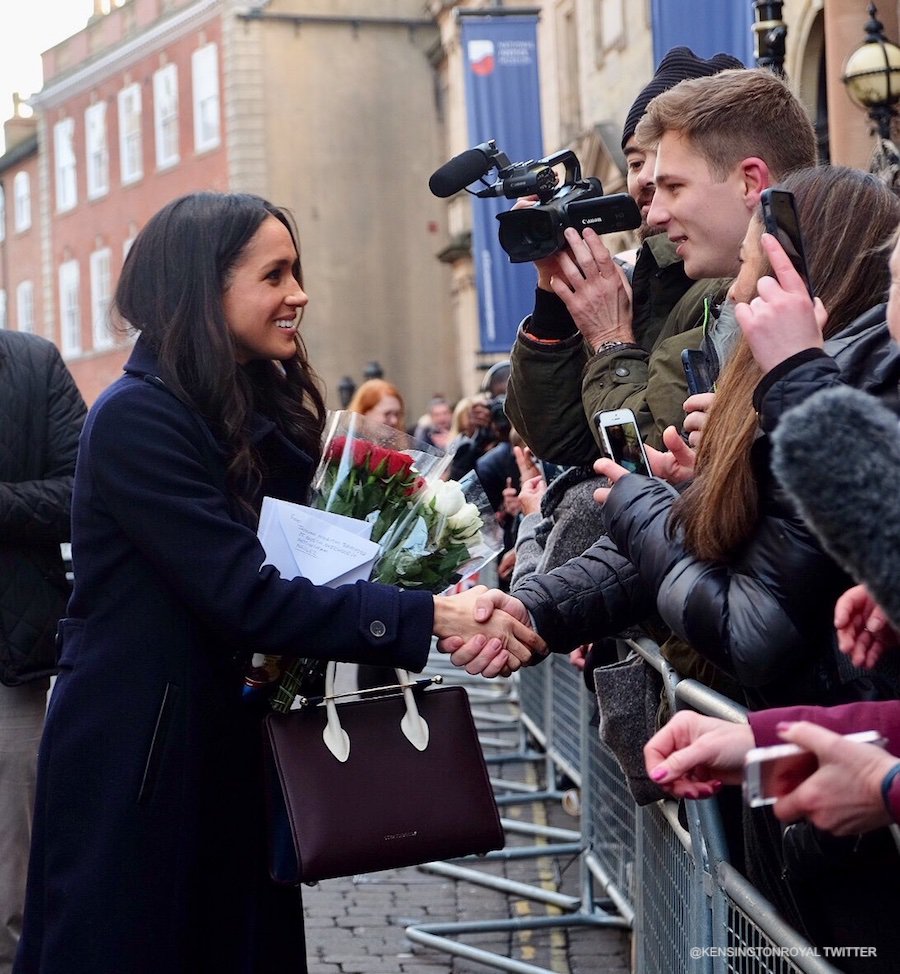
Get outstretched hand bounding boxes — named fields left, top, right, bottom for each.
left=734, top=233, right=827, bottom=374
left=834, top=583, right=900, bottom=670
left=433, top=587, right=547, bottom=677
left=644, top=711, right=754, bottom=799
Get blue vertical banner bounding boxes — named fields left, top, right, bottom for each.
left=650, top=0, right=754, bottom=67
left=459, top=14, right=544, bottom=354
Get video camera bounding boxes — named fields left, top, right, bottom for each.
left=428, top=140, right=641, bottom=263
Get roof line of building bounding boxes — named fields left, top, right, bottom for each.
left=0, top=132, right=38, bottom=174
left=31, top=0, right=220, bottom=108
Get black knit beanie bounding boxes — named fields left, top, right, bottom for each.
left=621, top=46, right=745, bottom=149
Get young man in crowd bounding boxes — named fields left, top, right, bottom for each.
left=505, top=64, right=816, bottom=460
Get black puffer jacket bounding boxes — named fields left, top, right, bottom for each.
left=0, top=331, right=86, bottom=685
left=515, top=305, right=900, bottom=708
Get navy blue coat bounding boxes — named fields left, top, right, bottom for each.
left=15, top=340, right=434, bottom=974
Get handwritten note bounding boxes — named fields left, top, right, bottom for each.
left=258, top=497, right=378, bottom=588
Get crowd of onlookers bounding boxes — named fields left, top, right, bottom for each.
left=432, top=52, right=900, bottom=973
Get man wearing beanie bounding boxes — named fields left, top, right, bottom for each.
left=505, top=47, right=741, bottom=464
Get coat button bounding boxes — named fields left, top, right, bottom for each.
left=614, top=366, right=629, bottom=377
left=369, top=620, right=387, bottom=638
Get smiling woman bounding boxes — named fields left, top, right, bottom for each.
left=13, top=191, right=546, bottom=974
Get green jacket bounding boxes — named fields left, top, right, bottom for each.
left=506, top=234, right=729, bottom=462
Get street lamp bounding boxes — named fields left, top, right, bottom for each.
left=751, top=1, right=787, bottom=76
left=362, top=361, right=384, bottom=381
left=337, top=375, right=356, bottom=408
left=842, top=3, right=900, bottom=141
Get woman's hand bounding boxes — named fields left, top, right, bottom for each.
left=591, top=457, right=631, bottom=505
left=644, top=711, right=755, bottom=799
left=773, top=721, right=898, bottom=835
left=734, top=233, right=828, bottom=374
left=432, top=586, right=546, bottom=677
left=682, top=392, right=716, bottom=449
left=834, top=583, right=900, bottom=670
left=644, top=426, right=696, bottom=485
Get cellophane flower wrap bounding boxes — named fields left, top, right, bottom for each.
left=263, top=410, right=503, bottom=712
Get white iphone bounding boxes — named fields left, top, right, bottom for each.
left=742, top=730, right=887, bottom=808
left=593, top=408, right=652, bottom=477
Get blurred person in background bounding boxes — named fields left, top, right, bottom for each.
left=346, top=378, right=404, bottom=431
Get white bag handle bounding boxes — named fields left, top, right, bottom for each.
left=322, top=661, right=429, bottom=763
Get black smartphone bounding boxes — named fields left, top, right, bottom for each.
left=760, top=188, right=814, bottom=297
left=593, top=408, right=652, bottom=477
left=681, top=348, right=714, bottom=396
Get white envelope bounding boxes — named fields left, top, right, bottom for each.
left=258, top=496, right=378, bottom=588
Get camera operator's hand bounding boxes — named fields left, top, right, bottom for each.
left=645, top=426, right=696, bottom=485
left=512, top=196, right=562, bottom=291
left=550, top=228, right=635, bottom=349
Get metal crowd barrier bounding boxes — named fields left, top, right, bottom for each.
left=406, top=639, right=844, bottom=974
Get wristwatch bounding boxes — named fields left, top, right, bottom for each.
left=594, top=339, right=629, bottom=355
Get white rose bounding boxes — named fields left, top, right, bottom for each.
left=430, top=479, right=466, bottom=517
left=447, top=502, right=482, bottom=541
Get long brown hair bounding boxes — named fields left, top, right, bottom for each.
left=673, top=166, right=900, bottom=561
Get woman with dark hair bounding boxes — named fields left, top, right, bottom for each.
left=13, top=192, right=542, bottom=974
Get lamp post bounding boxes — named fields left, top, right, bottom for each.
left=362, top=361, right=384, bottom=381
left=337, top=375, right=356, bottom=408
left=842, top=3, right=900, bottom=143
left=751, top=1, right=787, bottom=76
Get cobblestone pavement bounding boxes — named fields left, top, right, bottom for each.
left=301, top=678, right=631, bottom=974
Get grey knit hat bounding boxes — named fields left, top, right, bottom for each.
left=621, top=46, right=745, bottom=149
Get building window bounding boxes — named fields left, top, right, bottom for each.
left=85, top=101, right=109, bottom=199
left=556, top=1, right=582, bottom=143
left=153, top=63, right=180, bottom=169
left=59, top=260, right=81, bottom=355
left=90, top=247, right=113, bottom=349
left=0, top=290, right=6, bottom=329
left=192, top=43, right=220, bottom=153
left=118, top=83, right=143, bottom=185
left=13, top=171, right=31, bottom=232
left=54, top=118, right=78, bottom=212
left=595, top=0, right=625, bottom=60
left=16, top=280, right=34, bottom=334
left=0, top=184, right=5, bottom=242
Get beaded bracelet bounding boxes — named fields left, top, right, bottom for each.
left=879, top=761, right=900, bottom=818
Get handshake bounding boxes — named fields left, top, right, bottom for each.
left=432, top=586, right=547, bottom=678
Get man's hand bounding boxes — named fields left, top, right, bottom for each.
left=834, top=583, right=900, bottom=670
left=682, top=392, right=716, bottom=449
left=645, top=426, right=696, bottom=485
left=432, top=587, right=546, bottom=677
left=773, top=721, right=897, bottom=835
left=644, top=711, right=755, bottom=799
left=550, top=228, right=634, bottom=349
left=735, top=233, right=828, bottom=374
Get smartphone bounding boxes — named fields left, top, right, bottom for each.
left=681, top=348, right=714, bottom=396
left=742, top=730, right=887, bottom=808
left=593, top=408, right=652, bottom=477
left=760, top=188, right=814, bottom=297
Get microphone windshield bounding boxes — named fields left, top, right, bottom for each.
left=429, top=148, right=493, bottom=198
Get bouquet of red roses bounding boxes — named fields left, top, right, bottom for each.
left=253, top=411, right=502, bottom=711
